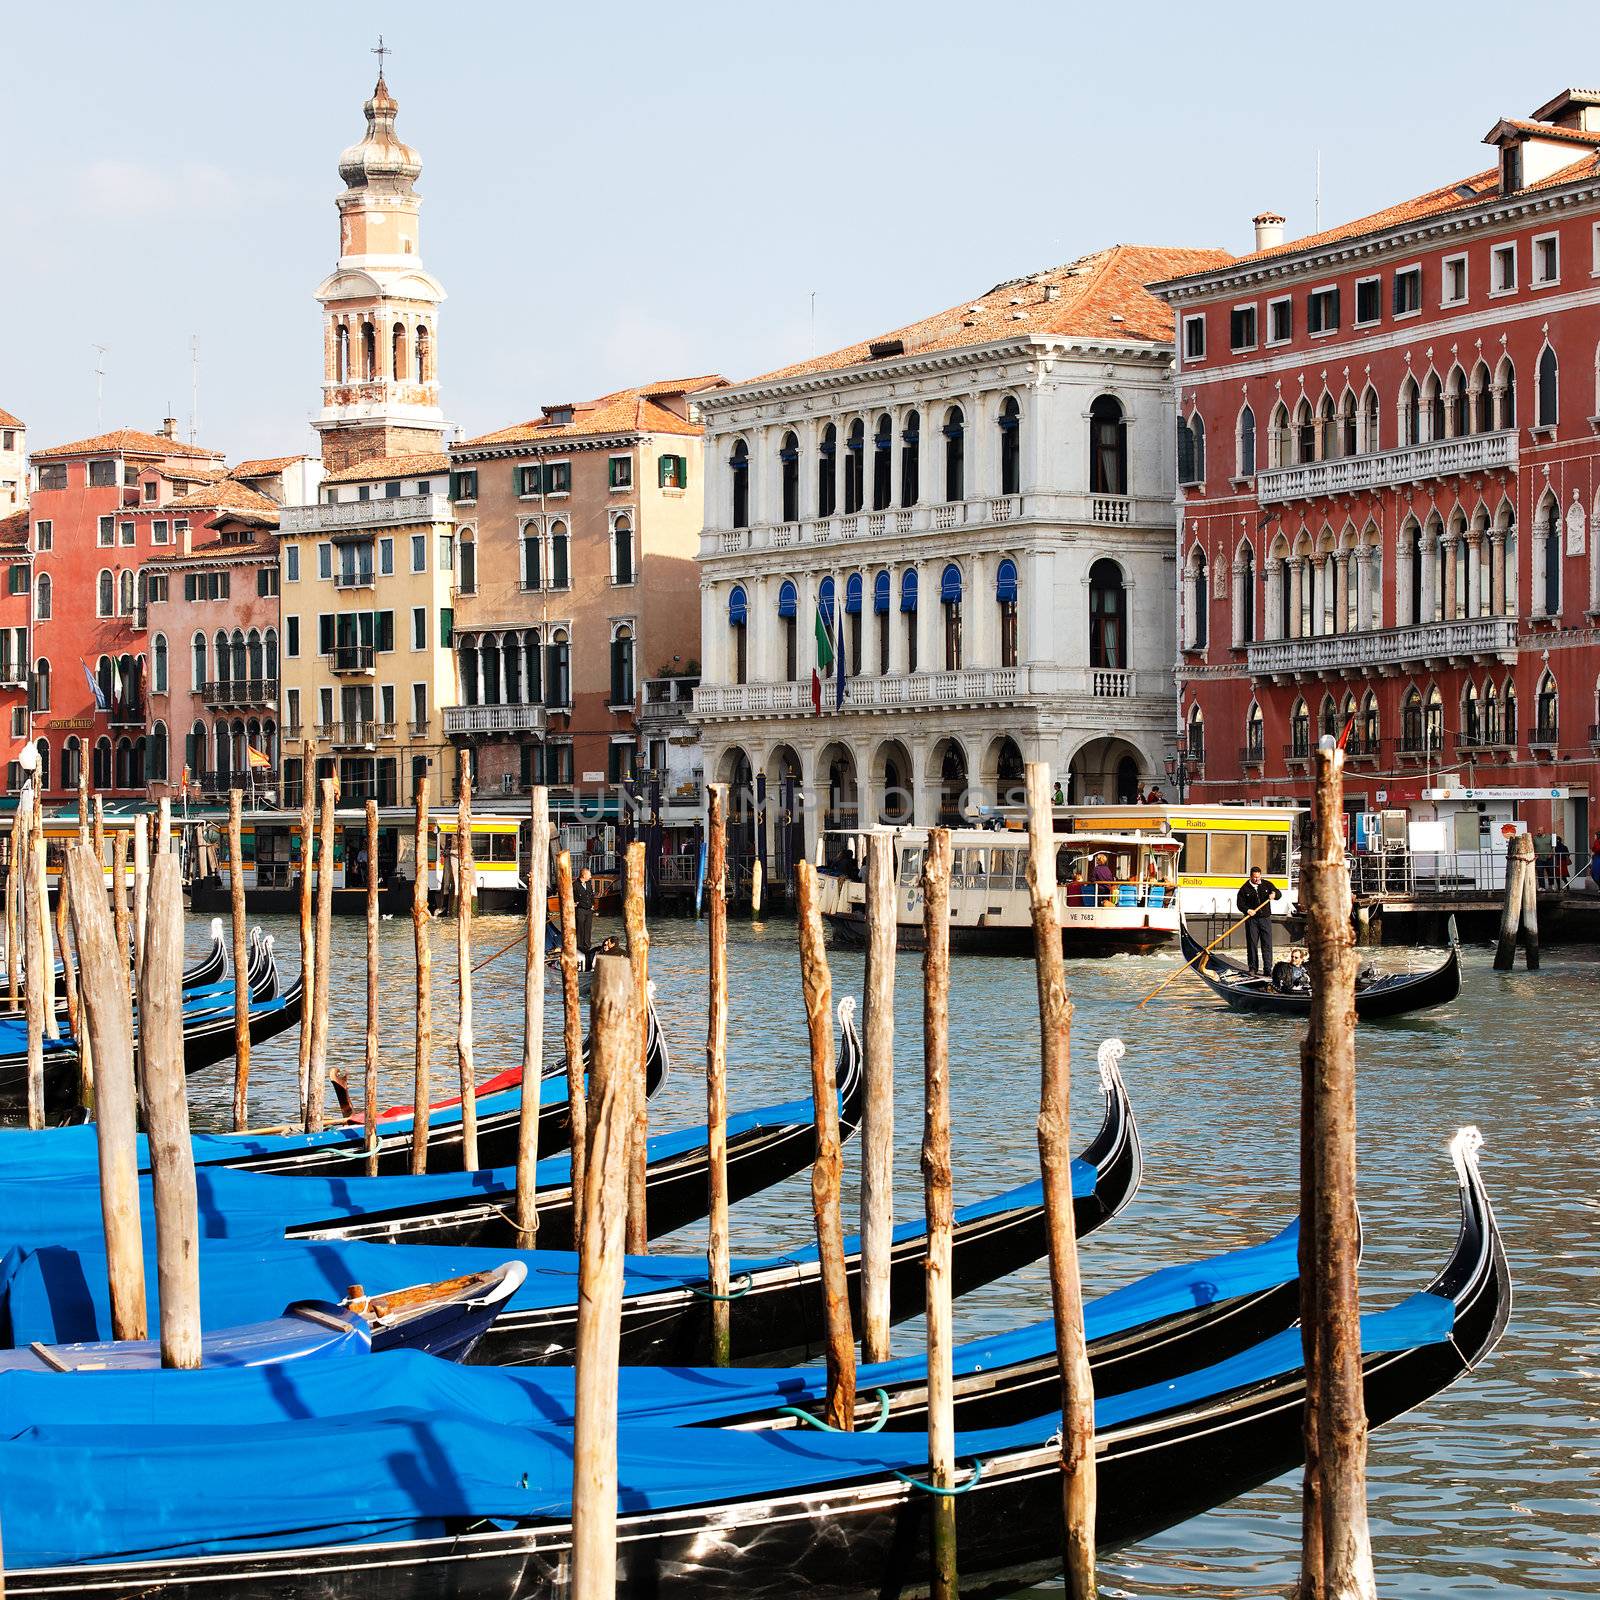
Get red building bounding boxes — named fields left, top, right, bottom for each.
left=1153, top=88, right=1600, bottom=857
left=0, top=508, right=33, bottom=788
left=26, top=425, right=226, bottom=796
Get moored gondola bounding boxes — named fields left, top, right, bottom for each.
left=0, top=918, right=230, bottom=1008
left=0, top=1129, right=1507, bottom=1597
left=1179, top=917, right=1461, bottom=1019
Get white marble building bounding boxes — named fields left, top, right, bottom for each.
left=693, top=245, right=1228, bottom=854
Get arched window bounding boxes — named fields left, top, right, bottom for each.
left=149, top=720, right=168, bottom=782
left=779, top=431, right=799, bottom=523
left=1290, top=698, right=1310, bottom=759
left=1318, top=693, right=1338, bottom=741
left=416, top=324, right=431, bottom=384
left=34, top=573, right=50, bottom=620
left=214, top=631, right=231, bottom=684
left=360, top=321, right=376, bottom=381
left=33, top=738, right=48, bottom=791
left=335, top=323, right=350, bottom=383
left=1235, top=540, right=1256, bottom=645
left=247, top=629, right=263, bottom=681
left=843, top=419, right=866, bottom=514
left=458, top=533, right=476, bottom=595
left=817, top=423, right=838, bottom=518
left=1425, top=686, right=1444, bottom=752
left=819, top=575, right=836, bottom=637
left=1237, top=404, right=1256, bottom=477
left=521, top=523, right=541, bottom=589
left=1424, top=372, right=1445, bottom=441
left=778, top=578, right=799, bottom=681
left=30, top=658, right=48, bottom=714
left=1340, top=389, right=1358, bottom=457
left=1361, top=690, right=1380, bottom=753
left=998, top=397, right=1021, bottom=495
left=942, top=407, right=965, bottom=502
left=940, top=563, right=962, bottom=670
left=264, top=628, right=279, bottom=679
left=844, top=571, right=863, bottom=673
left=1399, top=375, right=1421, bottom=446
left=1504, top=679, right=1518, bottom=745
left=1471, top=361, right=1493, bottom=433
left=1537, top=346, right=1559, bottom=428
left=996, top=558, right=1019, bottom=669
left=391, top=322, right=407, bottom=381
left=1400, top=518, right=1422, bottom=626
left=1447, top=368, right=1469, bottom=437
left=727, top=585, right=748, bottom=685
left=1090, top=558, right=1127, bottom=668
left=872, top=414, right=893, bottom=511
left=1341, top=692, right=1358, bottom=749
left=900, top=411, right=921, bottom=506
left=1497, top=357, right=1517, bottom=430
left=545, top=627, right=571, bottom=709
left=611, top=514, right=634, bottom=585
left=1535, top=672, right=1558, bottom=743
left=1462, top=680, right=1481, bottom=746
left=1402, top=688, right=1423, bottom=752
left=609, top=623, right=635, bottom=709
left=153, top=632, right=168, bottom=694
left=1089, top=396, right=1126, bottom=495
left=1187, top=704, right=1205, bottom=764
left=1245, top=701, right=1264, bottom=762
left=192, top=632, right=207, bottom=688
left=1318, top=394, right=1336, bottom=459
left=900, top=568, right=919, bottom=674
left=97, top=656, right=114, bottom=715
left=62, top=736, right=80, bottom=791
left=1188, top=546, right=1209, bottom=650
left=1538, top=493, right=1562, bottom=617
left=1483, top=681, right=1502, bottom=745
left=1178, top=412, right=1205, bottom=484
left=728, top=440, right=749, bottom=529
left=1294, top=398, right=1315, bottom=462
left=119, top=570, right=135, bottom=616
left=1269, top=402, right=1290, bottom=468
left=1362, top=385, right=1380, bottom=453
left=92, top=736, right=111, bottom=790
left=873, top=570, right=892, bottom=674
left=97, top=569, right=113, bottom=617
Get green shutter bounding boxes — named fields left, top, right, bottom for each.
left=440, top=607, right=453, bottom=648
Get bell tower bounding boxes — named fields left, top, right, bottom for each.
left=312, top=56, right=447, bottom=475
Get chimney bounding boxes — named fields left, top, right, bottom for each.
left=1253, top=212, right=1286, bottom=252
left=158, top=416, right=178, bottom=440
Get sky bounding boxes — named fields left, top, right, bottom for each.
left=2, top=1, right=1593, bottom=460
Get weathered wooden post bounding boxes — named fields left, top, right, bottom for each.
left=795, top=859, right=856, bottom=1429
left=411, top=783, right=432, bottom=1175
left=1024, top=762, right=1097, bottom=1598
left=861, top=828, right=896, bottom=1363
left=920, top=828, right=958, bottom=1595
left=305, top=776, right=335, bottom=1133
left=454, top=748, right=479, bottom=1169
left=515, top=789, right=551, bottom=1247
left=570, top=954, right=634, bottom=1600
left=58, top=874, right=91, bottom=1112
left=1518, top=833, right=1540, bottom=971
left=556, top=849, right=586, bottom=1248
left=1299, top=744, right=1377, bottom=1600
left=364, top=799, right=380, bottom=1175
left=77, top=762, right=90, bottom=844
left=32, top=817, right=57, bottom=1046
left=705, top=784, right=731, bottom=1364
left=111, top=828, right=130, bottom=969
left=141, top=850, right=202, bottom=1369
left=65, top=845, right=146, bottom=1340
left=4, top=815, right=18, bottom=1013
left=1493, top=832, right=1532, bottom=971
left=91, top=796, right=106, bottom=899
left=296, top=745, right=317, bottom=1118
left=157, top=796, right=171, bottom=857
left=132, top=814, right=150, bottom=988
left=227, top=789, right=251, bottom=1131
left=622, top=838, right=650, bottom=1253
left=22, top=803, right=45, bottom=1129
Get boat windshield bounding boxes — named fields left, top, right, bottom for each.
left=1056, top=840, right=1177, bottom=908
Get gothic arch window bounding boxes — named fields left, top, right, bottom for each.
left=609, top=622, right=635, bottom=709
left=416, top=324, right=431, bottom=384
left=1185, top=545, right=1208, bottom=650
left=1402, top=687, right=1423, bottom=752
left=31, top=658, right=49, bottom=714
left=1484, top=680, right=1502, bottom=745
left=1399, top=375, right=1421, bottom=446
left=92, top=736, right=111, bottom=790
left=939, top=563, right=963, bottom=670
left=1399, top=517, right=1422, bottom=626
left=62, top=736, right=80, bottom=791
left=1245, top=700, right=1264, bottom=762
left=335, top=323, right=350, bottom=383
left=149, top=720, right=168, bottom=782
left=97, top=569, right=113, bottom=617
left=998, top=397, right=1021, bottom=495
left=778, top=578, right=799, bottom=681
left=817, top=423, right=838, bottom=517
left=1319, top=692, right=1339, bottom=740
left=1537, top=345, right=1559, bottom=428
left=1237, top=403, right=1256, bottom=477
left=872, top=414, right=893, bottom=512
left=1504, top=678, right=1518, bottom=745
left=33, top=738, right=48, bottom=791
left=1090, top=557, right=1127, bottom=667
left=192, top=632, right=207, bottom=687
left=1423, top=371, right=1445, bottom=441
left=1471, top=361, right=1493, bottom=433
left=1178, top=411, right=1205, bottom=484
left=1340, top=388, right=1358, bottom=456
left=247, top=629, right=264, bottom=680
left=1537, top=492, right=1561, bottom=617
left=1290, top=697, right=1310, bottom=759
left=1235, top=539, right=1256, bottom=644
left=1341, top=691, right=1358, bottom=748
left=942, top=407, right=965, bottom=502
left=34, top=573, right=50, bottom=620
left=1462, top=679, right=1481, bottom=746
left=1535, top=671, right=1559, bottom=742
left=1269, top=401, right=1290, bottom=468
left=1425, top=685, right=1444, bottom=752
left=1362, top=385, right=1380, bottom=452
left=360, top=320, right=377, bottom=380
left=214, top=631, right=231, bottom=684
left=392, top=322, right=407, bottom=381
left=1317, top=393, right=1336, bottom=458
left=1294, top=397, right=1315, bottom=462
left=779, top=431, right=799, bottom=523
left=1187, top=703, right=1205, bottom=763
left=610, top=514, right=634, bottom=585
left=1361, top=690, right=1380, bottom=752
left=996, top=558, right=1018, bottom=669
left=265, top=628, right=279, bottom=678
left=1447, top=367, right=1469, bottom=436
left=1496, top=357, right=1517, bottom=429
left=1089, top=396, right=1126, bottom=494
left=153, top=632, right=168, bottom=694
left=729, top=439, right=749, bottom=529
left=545, top=627, right=571, bottom=709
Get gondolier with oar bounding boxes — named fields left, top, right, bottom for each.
left=1235, top=866, right=1282, bottom=975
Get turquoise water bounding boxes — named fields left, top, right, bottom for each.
left=186, top=911, right=1599, bottom=1597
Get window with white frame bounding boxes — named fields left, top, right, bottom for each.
left=1391, top=265, right=1422, bottom=316
left=410, top=533, right=426, bottom=573
left=412, top=607, right=427, bottom=650
left=1491, top=243, right=1517, bottom=294
left=1442, top=254, right=1468, bottom=306
left=1229, top=305, right=1257, bottom=351
left=1354, top=276, right=1382, bottom=325
left=1267, top=297, right=1293, bottom=344
left=1532, top=232, right=1559, bottom=285
left=317, top=542, right=332, bottom=579
left=1307, top=286, right=1340, bottom=335
left=610, top=514, right=634, bottom=585
left=97, top=515, right=113, bottom=547
left=1182, top=315, right=1206, bottom=360
left=35, top=520, right=51, bottom=551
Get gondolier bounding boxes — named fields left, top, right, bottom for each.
left=573, top=867, right=596, bottom=952
left=1235, top=867, right=1282, bottom=975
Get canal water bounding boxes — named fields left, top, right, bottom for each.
left=187, top=911, right=1598, bottom=1598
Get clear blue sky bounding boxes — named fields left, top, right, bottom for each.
left=3, top=1, right=1591, bottom=460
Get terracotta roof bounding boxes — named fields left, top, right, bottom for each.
left=0, top=408, right=22, bottom=430
left=1185, top=150, right=1600, bottom=276
left=231, top=455, right=311, bottom=479
left=30, top=427, right=222, bottom=463
left=322, top=449, right=452, bottom=485
left=461, top=378, right=729, bottom=448
left=144, top=533, right=278, bottom=566
left=165, top=480, right=280, bottom=515
left=0, top=509, right=29, bottom=549
left=1484, top=117, right=1600, bottom=147
left=749, top=246, right=1233, bottom=384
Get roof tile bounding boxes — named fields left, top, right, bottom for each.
left=30, top=427, right=222, bottom=463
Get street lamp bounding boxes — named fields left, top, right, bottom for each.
left=1164, top=748, right=1190, bottom=804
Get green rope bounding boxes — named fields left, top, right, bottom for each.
left=774, top=1389, right=891, bottom=1433
left=686, top=1271, right=753, bottom=1303
left=893, top=1457, right=988, bottom=1497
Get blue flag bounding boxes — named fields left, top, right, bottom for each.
left=82, top=662, right=108, bottom=712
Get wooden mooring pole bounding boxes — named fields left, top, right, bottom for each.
left=411, top=785, right=432, bottom=1175
left=110, top=828, right=130, bottom=972
left=515, top=789, right=551, bottom=1247
left=1024, top=762, right=1097, bottom=1598
left=228, top=789, right=251, bottom=1131
left=623, top=838, right=650, bottom=1253
left=142, top=850, right=202, bottom=1369
left=33, top=817, right=56, bottom=1046
left=132, top=814, right=149, bottom=989
left=796, top=859, right=856, bottom=1429
left=1299, top=744, right=1377, bottom=1600
left=305, top=776, right=335, bottom=1133
left=5, top=814, right=18, bottom=1014
left=705, top=784, right=731, bottom=1365
left=58, top=873, right=91, bottom=1114
left=296, top=744, right=317, bottom=1120
left=455, top=748, right=479, bottom=1170
left=364, top=799, right=380, bottom=1175
left=861, top=827, right=896, bottom=1364
left=22, top=802, right=44, bottom=1129
left=1493, top=831, right=1537, bottom=971
left=556, top=850, right=586, bottom=1251
left=65, top=844, right=146, bottom=1340
left=570, top=954, right=634, bottom=1600
left=920, top=829, right=958, bottom=1597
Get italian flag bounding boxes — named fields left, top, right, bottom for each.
left=811, top=605, right=833, bottom=715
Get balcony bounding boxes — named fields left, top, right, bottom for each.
left=640, top=676, right=699, bottom=727
left=1247, top=616, right=1518, bottom=679
left=317, top=720, right=393, bottom=750
left=0, top=662, right=27, bottom=689
left=108, top=699, right=146, bottom=728
left=1529, top=722, right=1559, bottom=751
left=200, top=677, right=278, bottom=710
left=408, top=717, right=430, bottom=738
left=328, top=645, right=376, bottom=675
left=1256, top=430, right=1517, bottom=506
left=334, top=570, right=376, bottom=591
left=279, top=494, right=449, bottom=536
left=1240, top=744, right=1265, bottom=768
left=442, top=702, right=550, bottom=737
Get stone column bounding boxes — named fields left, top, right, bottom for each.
left=1420, top=530, right=1439, bottom=622
left=1363, top=547, right=1382, bottom=630
left=1489, top=532, right=1506, bottom=616
left=1232, top=559, right=1248, bottom=648
left=1467, top=533, right=1484, bottom=618
left=1442, top=534, right=1459, bottom=620
left=1265, top=558, right=1285, bottom=639
left=1288, top=558, right=1303, bottom=638
left=1334, top=552, right=1350, bottom=634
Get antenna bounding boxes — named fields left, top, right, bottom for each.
left=810, top=290, right=816, bottom=357
left=1315, top=148, right=1322, bottom=231
left=190, top=335, right=200, bottom=443
left=92, top=345, right=110, bottom=427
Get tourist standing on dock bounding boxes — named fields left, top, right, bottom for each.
left=575, top=867, right=596, bottom=953
left=1236, top=867, right=1281, bottom=975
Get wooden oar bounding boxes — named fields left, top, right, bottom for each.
left=1137, top=900, right=1272, bottom=1009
